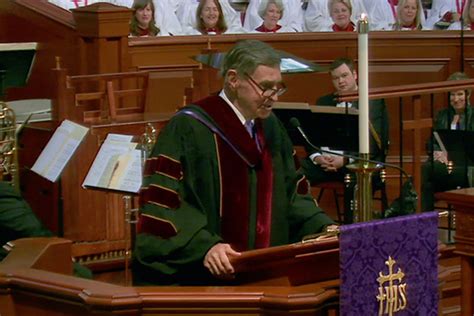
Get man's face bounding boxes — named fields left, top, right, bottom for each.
left=231, top=65, right=283, bottom=120
left=330, top=63, right=358, bottom=93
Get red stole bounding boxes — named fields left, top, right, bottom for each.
left=401, top=23, right=417, bottom=30
left=136, top=26, right=151, bottom=37
left=204, top=28, right=222, bottom=34
left=73, top=0, right=88, bottom=8
left=471, top=23, right=474, bottom=30
left=332, top=22, right=355, bottom=32
left=388, top=0, right=398, bottom=19
left=255, top=24, right=282, bottom=33
left=457, top=0, right=466, bottom=15
left=194, top=96, right=273, bottom=251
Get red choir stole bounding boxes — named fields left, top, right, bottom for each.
left=332, top=22, right=355, bottom=32
left=255, top=24, right=282, bottom=33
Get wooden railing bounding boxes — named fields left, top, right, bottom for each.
left=339, top=79, right=474, bottom=210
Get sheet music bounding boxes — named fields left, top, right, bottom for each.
left=280, top=58, right=311, bottom=72
left=82, top=133, right=142, bottom=193
left=31, top=120, right=89, bottom=182
left=433, top=131, right=448, bottom=153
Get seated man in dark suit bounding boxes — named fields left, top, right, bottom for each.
left=300, top=58, right=389, bottom=220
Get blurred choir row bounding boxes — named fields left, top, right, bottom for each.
left=48, top=0, right=474, bottom=36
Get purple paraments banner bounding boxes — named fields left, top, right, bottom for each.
left=339, top=212, right=438, bottom=315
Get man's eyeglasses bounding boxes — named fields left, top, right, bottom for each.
left=244, top=73, right=287, bottom=99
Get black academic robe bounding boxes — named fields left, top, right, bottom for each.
left=133, top=95, right=334, bottom=285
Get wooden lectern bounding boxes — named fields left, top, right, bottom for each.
left=0, top=237, right=340, bottom=316
left=231, top=236, right=339, bottom=286
left=437, top=188, right=474, bottom=316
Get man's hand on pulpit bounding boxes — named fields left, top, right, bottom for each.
left=204, top=243, right=241, bottom=280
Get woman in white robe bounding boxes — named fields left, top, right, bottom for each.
left=426, top=0, right=467, bottom=29
left=178, top=0, right=246, bottom=35
left=252, top=0, right=296, bottom=32
left=244, top=0, right=304, bottom=32
left=116, top=0, right=183, bottom=35
left=48, top=0, right=106, bottom=10
left=392, top=0, right=426, bottom=30
left=448, top=0, right=474, bottom=29
left=48, top=0, right=183, bottom=35
left=304, top=0, right=366, bottom=31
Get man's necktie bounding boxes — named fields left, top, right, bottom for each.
left=245, top=121, right=254, bottom=138
left=245, top=121, right=261, bottom=151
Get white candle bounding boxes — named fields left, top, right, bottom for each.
left=358, top=14, right=369, bottom=155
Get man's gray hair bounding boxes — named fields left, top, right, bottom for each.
left=257, top=0, right=284, bottom=20
left=220, top=40, right=281, bottom=78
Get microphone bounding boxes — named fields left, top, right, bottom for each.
left=289, top=117, right=411, bottom=180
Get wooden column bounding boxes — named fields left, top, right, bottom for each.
left=402, top=95, right=432, bottom=211
left=72, top=3, right=132, bottom=75
left=437, top=188, right=474, bottom=316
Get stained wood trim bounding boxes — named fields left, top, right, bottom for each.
left=3, top=0, right=75, bottom=29
left=339, top=79, right=474, bottom=101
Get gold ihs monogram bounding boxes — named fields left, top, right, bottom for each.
left=376, top=256, right=407, bottom=315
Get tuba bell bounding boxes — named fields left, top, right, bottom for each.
left=0, top=100, right=19, bottom=191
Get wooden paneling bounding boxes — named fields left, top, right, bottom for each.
left=2, top=0, right=474, bottom=260
left=437, top=188, right=474, bottom=316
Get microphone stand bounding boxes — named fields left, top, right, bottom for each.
left=460, top=15, right=465, bottom=72
left=290, top=117, right=415, bottom=222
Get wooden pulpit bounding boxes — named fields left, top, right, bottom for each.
left=231, top=236, right=339, bottom=286
left=437, top=188, right=474, bottom=316
left=0, top=237, right=340, bottom=316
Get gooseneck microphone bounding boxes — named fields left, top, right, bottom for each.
left=289, top=117, right=411, bottom=180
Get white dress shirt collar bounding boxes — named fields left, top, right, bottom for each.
left=219, top=90, right=251, bottom=125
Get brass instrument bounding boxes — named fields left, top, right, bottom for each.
left=0, top=100, right=19, bottom=192
left=123, top=123, right=158, bottom=285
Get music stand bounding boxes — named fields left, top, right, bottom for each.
left=273, top=102, right=359, bottom=152
left=194, top=50, right=324, bottom=74
left=436, top=129, right=474, bottom=165
left=0, top=43, right=37, bottom=100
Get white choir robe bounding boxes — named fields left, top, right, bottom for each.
left=304, top=0, right=367, bottom=32
left=102, top=0, right=183, bottom=35
left=243, top=0, right=304, bottom=32
left=361, top=0, right=396, bottom=30
left=392, top=0, right=428, bottom=30
left=48, top=0, right=107, bottom=10
left=448, top=21, right=472, bottom=29
left=426, top=0, right=467, bottom=29
left=177, top=0, right=247, bottom=35
left=154, top=0, right=184, bottom=35
left=167, top=0, right=187, bottom=13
